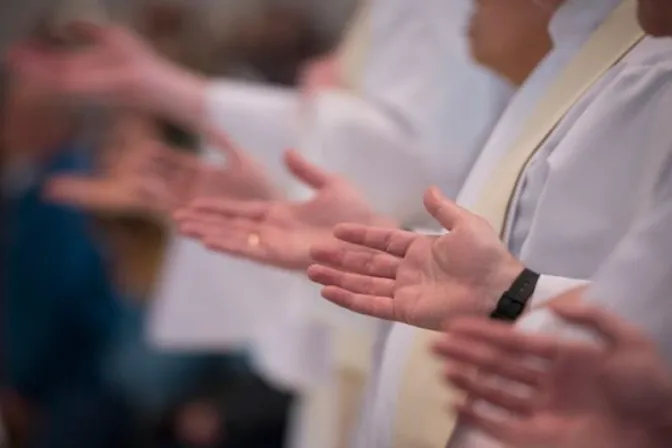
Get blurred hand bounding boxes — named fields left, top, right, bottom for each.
left=175, top=149, right=392, bottom=270
left=298, top=54, right=340, bottom=97
left=434, top=298, right=672, bottom=448
left=8, top=22, right=204, bottom=126
left=44, top=142, right=190, bottom=218
left=45, top=130, right=276, bottom=217
left=308, top=187, right=524, bottom=330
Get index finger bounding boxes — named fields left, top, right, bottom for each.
left=187, top=197, right=270, bottom=221
left=333, top=223, right=417, bottom=257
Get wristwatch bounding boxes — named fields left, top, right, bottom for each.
left=490, top=268, right=540, bottom=321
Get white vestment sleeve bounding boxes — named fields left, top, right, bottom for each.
left=528, top=275, right=591, bottom=308
left=204, top=80, right=302, bottom=192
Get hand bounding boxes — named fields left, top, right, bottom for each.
left=434, top=298, right=672, bottom=448
left=298, top=54, right=340, bottom=96
left=44, top=130, right=276, bottom=216
left=307, top=187, right=524, bottom=330
left=174, top=149, right=391, bottom=270
left=8, top=22, right=205, bottom=127
left=44, top=142, right=193, bottom=218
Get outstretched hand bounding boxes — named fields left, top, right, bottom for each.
left=45, top=129, right=276, bottom=217
left=434, top=297, right=672, bottom=448
left=8, top=22, right=204, bottom=127
left=44, top=142, right=194, bottom=218
left=174, top=149, right=392, bottom=270
left=307, top=187, right=524, bottom=330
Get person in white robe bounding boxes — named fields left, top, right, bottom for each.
left=452, top=5, right=672, bottom=440
left=434, top=297, right=672, bottom=448
left=302, top=0, right=672, bottom=446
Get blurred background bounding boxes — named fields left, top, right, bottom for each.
left=0, top=1, right=360, bottom=447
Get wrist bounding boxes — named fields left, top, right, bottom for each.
left=488, top=257, right=526, bottom=310
left=485, top=258, right=537, bottom=321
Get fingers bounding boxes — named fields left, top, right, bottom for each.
left=307, top=268, right=395, bottom=321
left=128, top=144, right=196, bottom=183
left=423, top=186, right=466, bottom=231
left=310, top=242, right=400, bottom=279
left=549, top=301, right=645, bottom=347
left=43, top=175, right=171, bottom=214
left=454, top=401, right=522, bottom=444
left=333, top=223, right=417, bottom=257
left=188, top=221, right=276, bottom=266
left=44, top=176, right=114, bottom=208
left=202, top=223, right=264, bottom=257
left=434, top=335, right=545, bottom=388
left=446, top=366, right=535, bottom=416
left=283, top=149, right=332, bottom=189
left=306, top=265, right=395, bottom=298
left=444, top=318, right=561, bottom=360
left=183, top=198, right=270, bottom=221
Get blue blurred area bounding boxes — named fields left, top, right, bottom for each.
left=4, top=146, right=125, bottom=447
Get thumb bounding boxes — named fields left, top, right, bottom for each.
left=284, top=149, right=331, bottom=189
left=423, top=186, right=464, bottom=230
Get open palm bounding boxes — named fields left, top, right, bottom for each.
left=307, top=187, right=524, bottom=330
left=175, top=149, right=392, bottom=270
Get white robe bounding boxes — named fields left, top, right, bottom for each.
left=450, top=25, right=672, bottom=448
left=149, top=1, right=511, bottom=447
left=352, top=1, right=672, bottom=447
left=516, top=155, right=672, bottom=363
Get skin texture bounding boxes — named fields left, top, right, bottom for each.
left=307, top=187, right=524, bottom=331
left=434, top=295, right=672, bottom=448
left=174, top=149, right=393, bottom=271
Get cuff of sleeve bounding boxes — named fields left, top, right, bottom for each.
left=529, top=275, right=590, bottom=309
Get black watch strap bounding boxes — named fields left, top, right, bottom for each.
left=490, top=268, right=540, bottom=322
